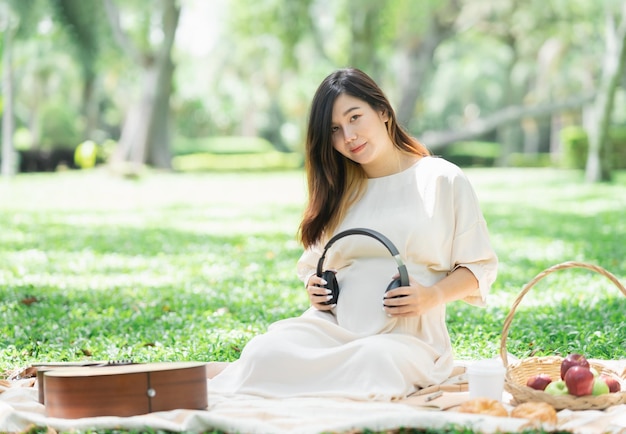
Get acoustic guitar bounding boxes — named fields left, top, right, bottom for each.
left=37, top=361, right=208, bottom=419
left=35, top=360, right=134, bottom=405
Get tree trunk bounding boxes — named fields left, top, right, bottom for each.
left=1, top=25, right=15, bottom=177
left=82, top=70, right=99, bottom=141
left=395, top=29, right=440, bottom=128
left=495, top=39, right=525, bottom=166
left=148, top=0, right=179, bottom=168
left=420, top=93, right=595, bottom=150
left=396, top=1, right=459, bottom=128
left=146, top=47, right=176, bottom=168
left=106, top=0, right=180, bottom=170
left=348, top=0, right=383, bottom=78
left=585, top=4, right=626, bottom=183
left=112, top=66, right=159, bottom=166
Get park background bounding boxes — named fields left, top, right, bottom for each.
left=1, top=0, right=625, bottom=379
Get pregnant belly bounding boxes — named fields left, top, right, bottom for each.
left=334, top=258, right=399, bottom=335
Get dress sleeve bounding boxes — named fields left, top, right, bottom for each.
left=449, top=172, right=498, bottom=307
left=296, top=242, right=325, bottom=287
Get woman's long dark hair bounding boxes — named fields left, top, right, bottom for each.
left=298, top=68, right=430, bottom=248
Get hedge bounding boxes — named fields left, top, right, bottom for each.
left=560, top=125, right=626, bottom=169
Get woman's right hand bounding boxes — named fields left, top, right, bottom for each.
left=306, top=274, right=336, bottom=310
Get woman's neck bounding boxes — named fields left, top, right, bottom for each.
left=363, top=151, right=422, bottom=178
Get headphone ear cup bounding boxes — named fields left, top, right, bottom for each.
left=320, top=270, right=339, bottom=305
left=385, top=277, right=406, bottom=298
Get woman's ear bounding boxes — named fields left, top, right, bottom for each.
left=380, top=108, right=389, bottom=122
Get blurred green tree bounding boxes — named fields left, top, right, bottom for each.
left=418, top=0, right=609, bottom=167
left=386, top=0, right=461, bottom=127
left=2, top=0, right=624, bottom=180
left=103, top=0, right=181, bottom=170
left=1, top=0, right=38, bottom=177
left=49, top=0, right=106, bottom=141
left=585, top=1, right=626, bottom=182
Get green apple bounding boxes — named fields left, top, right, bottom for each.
left=545, top=380, right=569, bottom=396
left=592, top=378, right=610, bottom=396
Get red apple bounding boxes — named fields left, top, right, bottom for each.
left=561, top=353, right=590, bottom=380
left=600, top=375, right=622, bottom=393
left=526, top=373, right=553, bottom=391
left=564, top=366, right=595, bottom=396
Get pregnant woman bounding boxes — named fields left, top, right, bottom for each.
left=208, top=67, right=498, bottom=400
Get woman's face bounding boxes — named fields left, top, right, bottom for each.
left=330, top=93, right=394, bottom=176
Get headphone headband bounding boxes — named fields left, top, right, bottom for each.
left=316, top=228, right=409, bottom=287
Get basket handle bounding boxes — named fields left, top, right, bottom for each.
left=499, top=261, right=626, bottom=367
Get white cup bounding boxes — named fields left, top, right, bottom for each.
left=467, top=359, right=506, bottom=401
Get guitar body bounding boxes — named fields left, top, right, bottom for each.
left=35, top=361, right=116, bottom=405
left=42, top=362, right=208, bottom=419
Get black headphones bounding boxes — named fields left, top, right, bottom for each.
left=315, top=228, right=409, bottom=305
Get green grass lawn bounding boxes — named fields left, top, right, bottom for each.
left=1, top=167, right=625, bottom=376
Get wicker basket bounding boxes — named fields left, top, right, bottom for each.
left=499, top=261, right=626, bottom=410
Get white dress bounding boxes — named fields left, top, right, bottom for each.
left=208, top=157, right=498, bottom=400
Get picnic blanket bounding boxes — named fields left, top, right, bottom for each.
left=1, top=361, right=626, bottom=434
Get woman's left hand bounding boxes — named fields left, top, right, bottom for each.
left=382, top=275, right=444, bottom=317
